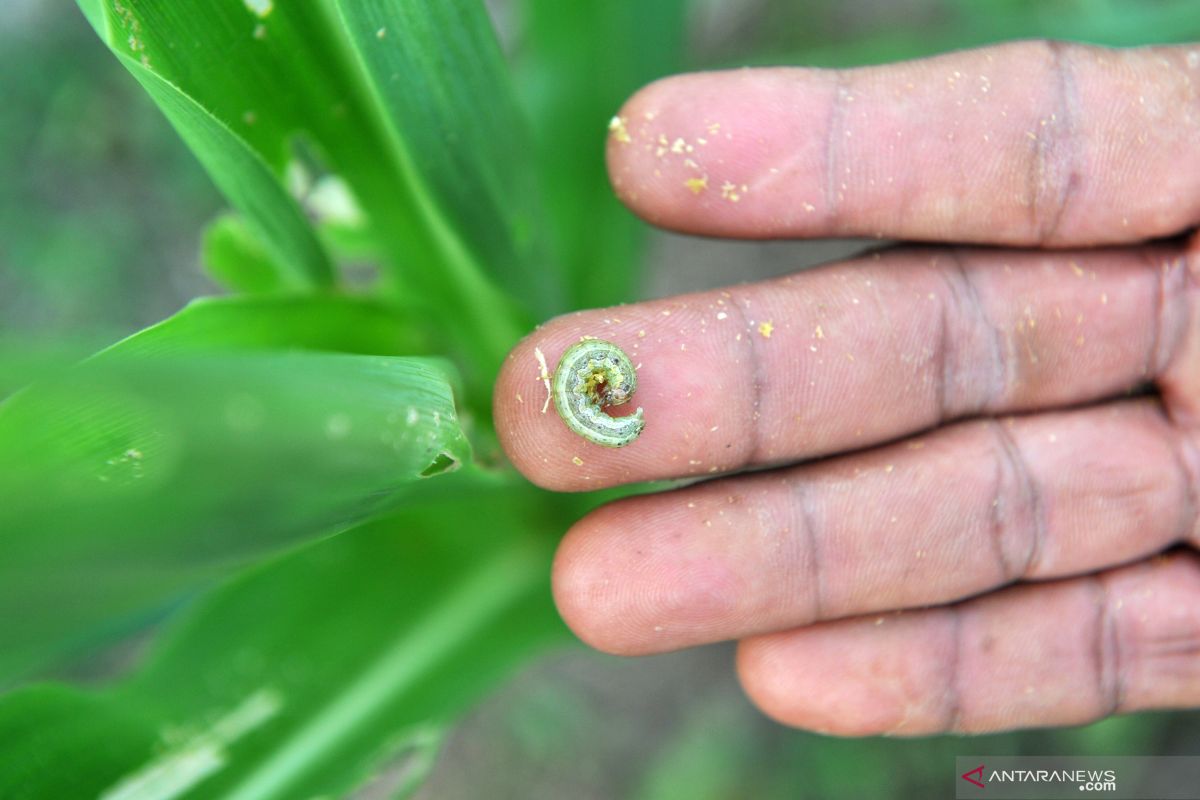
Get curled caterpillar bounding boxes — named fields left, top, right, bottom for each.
left=552, top=339, right=645, bottom=447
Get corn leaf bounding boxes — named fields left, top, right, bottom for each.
left=83, top=0, right=538, bottom=370
left=515, top=0, right=689, bottom=308
left=107, top=293, right=433, bottom=358
left=201, top=214, right=289, bottom=295
left=119, top=53, right=334, bottom=290
left=0, top=350, right=468, bottom=682
left=333, top=0, right=555, bottom=315
left=0, top=475, right=568, bottom=799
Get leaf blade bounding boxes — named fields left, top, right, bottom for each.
left=106, top=293, right=432, bottom=357
left=116, top=55, right=334, bottom=289
left=0, top=350, right=468, bottom=682
left=84, top=0, right=530, bottom=375
left=334, top=0, right=556, bottom=315
left=516, top=0, right=689, bottom=308
left=201, top=214, right=289, bottom=295
left=0, top=477, right=569, bottom=799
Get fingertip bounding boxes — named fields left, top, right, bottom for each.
left=606, top=74, right=709, bottom=229
left=735, top=635, right=806, bottom=728
left=736, top=632, right=902, bottom=736
left=494, top=322, right=641, bottom=492
left=736, top=615, right=954, bottom=737
left=493, top=332, right=570, bottom=491
left=494, top=300, right=754, bottom=491
left=605, top=69, right=834, bottom=237
left=551, top=504, right=646, bottom=655
left=553, top=492, right=748, bottom=656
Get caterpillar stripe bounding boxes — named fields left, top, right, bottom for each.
left=552, top=339, right=644, bottom=447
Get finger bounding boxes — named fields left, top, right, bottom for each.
left=496, top=245, right=1190, bottom=491
left=1159, top=232, right=1200, bottom=425
left=552, top=401, right=1200, bottom=655
left=735, top=551, right=1200, bottom=736
left=607, top=41, right=1200, bottom=245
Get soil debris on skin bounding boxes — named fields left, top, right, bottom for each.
left=608, top=115, right=632, bottom=144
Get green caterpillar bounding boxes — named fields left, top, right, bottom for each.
left=552, top=339, right=645, bottom=447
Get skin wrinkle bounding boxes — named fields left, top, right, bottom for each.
left=988, top=443, right=1010, bottom=585
left=988, top=419, right=1044, bottom=579
left=1184, top=435, right=1200, bottom=546
left=790, top=478, right=825, bottom=622
left=1165, top=420, right=1200, bottom=546
left=1144, top=556, right=1200, bottom=663
left=726, top=288, right=768, bottom=466
left=1142, top=248, right=1195, bottom=380
left=1165, top=254, right=1196, bottom=372
left=1091, top=574, right=1125, bottom=719
left=935, top=277, right=951, bottom=421
left=1156, top=251, right=1197, bottom=389
left=1158, top=630, right=1200, bottom=657
left=1153, top=624, right=1200, bottom=660
left=1147, top=248, right=1168, bottom=378
left=942, top=249, right=1007, bottom=416
left=1036, top=41, right=1084, bottom=245
left=1157, top=250, right=1200, bottom=486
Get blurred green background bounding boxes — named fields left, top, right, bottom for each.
left=3, top=1, right=1199, bottom=798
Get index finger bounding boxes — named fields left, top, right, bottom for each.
left=607, top=41, right=1200, bottom=245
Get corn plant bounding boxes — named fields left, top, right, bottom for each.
left=0, top=1, right=683, bottom=797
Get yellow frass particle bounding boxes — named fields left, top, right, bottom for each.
left=608, top=116, right=631, bottom=144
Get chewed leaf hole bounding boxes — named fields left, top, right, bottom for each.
left=419, top=452, right=459, bottom=478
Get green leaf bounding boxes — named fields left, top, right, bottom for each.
left=117, top=55, right=334, bottom=290
left=0, top=351, right=468, bottom=682
left=515, top=0, right=689, bottom=308
left=0, top=475, right=569, bottom=799
left=76, top=0, right=106, bottom=36
left=106, top=293, right=433, bottom=358
left=201, top=214, right=288, bottom=295
left=83, top=0, right=531, bottom=374
left=0, top=338, right=105, bottom=402
left=94, top=0, right=364, bottom=175
left=333, top=0, right=557, bottom=315
left=0, top=685, right=159, bottom=798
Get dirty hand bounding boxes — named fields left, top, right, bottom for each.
left=495, top=41, right=1200, bottom=735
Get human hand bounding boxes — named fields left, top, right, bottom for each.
left=495, top=41, right=1200, bottom=736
